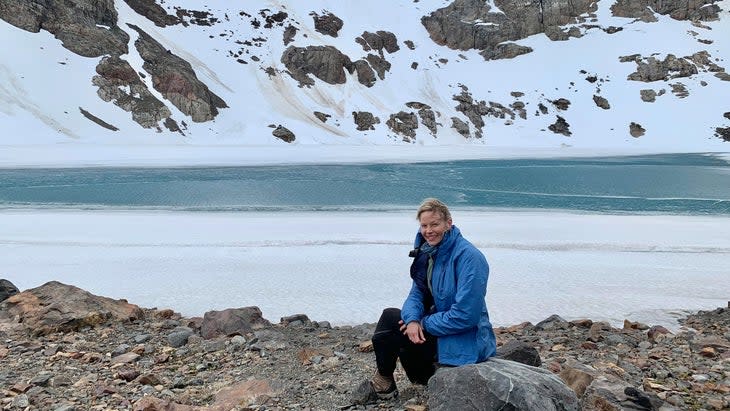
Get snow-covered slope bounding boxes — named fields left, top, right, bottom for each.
left=0, top=0, right=728, bottom=166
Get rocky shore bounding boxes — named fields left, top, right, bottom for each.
left=1, top=280, right=728, bottom=410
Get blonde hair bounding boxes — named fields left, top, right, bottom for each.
left=416, top=198, right=451, bottom=221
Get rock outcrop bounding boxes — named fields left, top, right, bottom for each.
left=93, top=55, right=173, bottom=129
left=0, top=281, right=144, bottom=336
left=281, top=45, right=353, bottom=87
left=355, top=31, right=400, bottom=57
left=122, top=0, right=179, bottom=27
left=0, top=0, right=129, bottom=57
left=611, top=0, right=720, bottom=22
left=311, top=11, right=343, bottom=37
left=421, top=0, right=596, bottom=60
left=353, top=111, right=380, bottom=131
left=549, top=116, right=572, bottom=136
left=386, top=111, right=419, bottom=141
left=130, top=25, right=227, bottom=123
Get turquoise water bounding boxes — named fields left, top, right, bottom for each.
left=0, top=154, right=728, bottom=214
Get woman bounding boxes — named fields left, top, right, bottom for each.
left=353, top=198, right=497, bottom=403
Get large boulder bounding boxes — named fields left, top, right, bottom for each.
left=281, top=45, right=354, bottom=87
left=200, top=307, right=271, bottom=339
left=0, top=279, right=19, bottom=302
left=0, top=281, right=144, bottom=336
left=428, top=358, right=580, bottom=411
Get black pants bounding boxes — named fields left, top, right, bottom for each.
left=371, top=308, right=437, bottom=385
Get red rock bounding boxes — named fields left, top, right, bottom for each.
left=580, top=341, right=599, bottom=350
left=647, top=325, right=671, bottom=342
left=1, top=281, right=144, bottom=336
left=211, top=379, right=283, bottom=410
left=10, top=383, right=31, bottom=393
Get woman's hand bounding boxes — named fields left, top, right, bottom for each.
left=399, top=320, right=426, bottom=344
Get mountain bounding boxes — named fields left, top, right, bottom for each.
left=0, top=0, right=728, bottom=165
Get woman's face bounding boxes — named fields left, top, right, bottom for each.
left=419, top=210, right=453, bottom=246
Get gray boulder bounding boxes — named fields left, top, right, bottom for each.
left=200, top=307, right=271, bottom=339
left=428, top=358, right=580, bottom=411
left=0, top=279, right=19, bottom=302
left=281, top=45, right=353, bottom=87
left=496, top=340, right=542, bottom=367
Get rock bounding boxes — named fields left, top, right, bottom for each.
left=129, top=25, right=228, bottom=123
left=548, top=116, right=572, bottom=136
left=123, top=0, right=179, bottom=27
left=280, top=314, right=310, bottom=326
left=611, top=0, right=719, bottom=22
left=593, top=95, right=611, bottom=109
left=640, top=89, right=657, bottom=102
left=311, top=11, right=343, bottom=37
left=451, top=117, right=471, bottom=137
left=352, top=59, right=376, bottom=87
left=724, top=112, right=730, bottom=120
left=480, top=43, right=533, bottom=61
left=716, top=127, right=730, bottom=142
left=0, top=281, right=143, bottom=336
left=0, top=279, right=19, bottom=302
left=355, top=31, right=400, bottom=56
left=200, top=307, right=270, bottom=339
left=428, top=358, right=580, bottom=410
left=386, top=111, right=419, bottom=140
left=111, top=352, right=140, bottom=364
left=167, top=326, right=194, bottom=348
left=496, top=340, right=542, bottom=366
left=313, top=111, right=331, bottom=123
left=352, top=111, right=380, bottom=131
left=283, top=24, right=297, bottom=45
left=630, top=122, right=646, bottom=137
left=93, top=55, right=172, bottom=129
left=582, top=376, right=660, bottom=410
left=281, top=45, right=353, bottom=87
left=559, top=363, right=598, bottom=397
left=588, top=321, right=612, bottom=342
left=366, top=54, right=392, bottom=80
left=421, top=0, right=596, bottom=59
left=0, top=0, right=129, bottom=57
left=272, top=125, right=296, bottom=143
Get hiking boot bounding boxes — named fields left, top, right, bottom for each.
left=350, top=374, right=398, bottom=405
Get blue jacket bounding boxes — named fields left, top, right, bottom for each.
left=401, top=225, right=496, bottom=366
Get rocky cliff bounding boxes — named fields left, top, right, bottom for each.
left=0, top=0, right=727, bottom=149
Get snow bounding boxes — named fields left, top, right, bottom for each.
left=0, top=1, right=728, bottom=166
left=2, top=209, right=728, bottom=330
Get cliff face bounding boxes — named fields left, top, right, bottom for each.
left=0, top=0, right=727, bottom=149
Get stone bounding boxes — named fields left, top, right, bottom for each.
left=129, top=25, right=227, bottom=123
left=451, top=117, right=471, bottom=137
left=496, top=340, right=542, bottom=366
left=548, top=116, right=572, bottom=136
left=593, top=95, right=611, bottom=109
left=281, top=45, right=353, bottom=87
left=386, top=111, right=419, bottom=140
left=167, top=327, right=195, bottom=348
left=630, top=122, right=646, bottom=137
left=272, top=125, right=296, bottom=143
left=200, top=307, right=270, bottom=339
left=311, top=11, right=343, bottom=37
left=0, top=281, right=143, bottom=336
left=0, top=279, right=19, bottom=302
left=428, top=358, right=580, bottom=410
left=353, top=111, right=380, bottom=131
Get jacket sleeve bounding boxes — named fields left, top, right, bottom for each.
left=401, top=281, right=426, bottom=325
left=422, top=249, right=488, bottom=336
